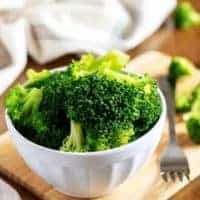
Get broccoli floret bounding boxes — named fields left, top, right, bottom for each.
left=64, top=74, right=140, bottom=134
left=97, top=50, right=129, bottom=71
left=134, top=79, right=162, bottom=135
left=169, top=56, right=196, bottom=112
left=83, top=125, right=135, bottom=151
left=27, top=70, right=71, bottom=149
left=186, top=93, right=200, bottom=143
left=6, top=70, right=70, bottom=149
left=98, top=67, right=140, bottom=85
left=175, top=93, right=193, bottom=112
left=111, top=126, right=135, bottom=147
left=60, top=121, right=84, bottom=152
left=6, top=85, right=43, bottom=123
left=26, top=69, right=51, bottom=86
left=5, top=85, right=27, bottom=122
left=169, top=56, right=195, bottom=86
left=174, top=2, right=200, bottom=29
left=64, top=73, right=161, bottom=151
left=68, top=50, right=129, bottom=79
left=5, top=85, right=48, bottom=135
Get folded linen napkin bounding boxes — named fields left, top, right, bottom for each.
left=0, top=0, right=176, bottom=95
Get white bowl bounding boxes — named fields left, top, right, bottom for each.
left=6, top=88, right=166, bottom=198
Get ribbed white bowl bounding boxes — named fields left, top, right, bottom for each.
left=6, top=89, right=166, bottom=198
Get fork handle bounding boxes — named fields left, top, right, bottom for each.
left=158, top=77, right=176, bottom=142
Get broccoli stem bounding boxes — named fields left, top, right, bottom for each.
left=22, top=88, right=43, bottom=116
left=60, top=121, right=84, bottom=152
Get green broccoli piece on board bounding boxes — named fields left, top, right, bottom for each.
left=168, top=56, right=196, bottom=112
left=174, top=2, right=200, bottom=29
left=169, top=56, right=195, bottom=86
left=175, top=93, right=193, bottom=112
left=186, top=92, right=200, bottom=143
left=60, top=121, right=84, bottom=152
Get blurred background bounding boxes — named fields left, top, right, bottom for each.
left=1, top=0, right=200, bottom=199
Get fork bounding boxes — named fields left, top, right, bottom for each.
left=158, top=76, right=190, bottom=182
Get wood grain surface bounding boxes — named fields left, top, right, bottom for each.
left=0, top=51, right=200, bottom=200
left=1, top=1, right=200, bottom=199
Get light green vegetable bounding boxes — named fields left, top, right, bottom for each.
left=169, top=56, right=196, bottom=112
left=186, top=92, right=200, bottom=143
left=60, top=121, right=84, bottom=152
left=5, top=50, right=162, bottom=152
left=174, top=2, right=200, bottom=29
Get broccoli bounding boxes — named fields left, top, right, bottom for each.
left=186, top=92, right=200, bottom=143
left=60, top=121, right=84, bottom=152
left=174, top=2, right=200, bottom=29
left=168, top=56, right=200, bottom=143
left=68, top=50, right=129, bottom=79
left=83, top=126, right=135, bottom=151
left=169, top=56, right=195, bottom=87
left=64, top=75, right=140, bottom=134
left=5, top=50, right=162, bottom=152
left=6, top=70, right=70, bottom=149
left=26, top=69, right=51, bottom=86
left=175, top=93, right=193, bottom=112
left=5, top=85, right=48, bottom=139
left=111, top=126, right=135, bottom=147
left=169, top=56, right=196, bottom=112
left=97, top=50, right=130, bottom=71
left=63, top=72, right=161, bottom=151
left=6, top=85, right=43, bottom=125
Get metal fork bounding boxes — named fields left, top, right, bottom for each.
left=158, top=76, right=190, bottom=182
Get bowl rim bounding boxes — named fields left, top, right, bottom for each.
left=5, top=68, right=166, bottom=157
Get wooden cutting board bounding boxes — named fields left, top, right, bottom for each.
left=1, top=51, right=200, bottom=200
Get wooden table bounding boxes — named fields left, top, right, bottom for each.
left=1, top=1, right=200, bottom=199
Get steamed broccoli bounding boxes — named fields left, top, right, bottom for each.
left=68, top=50, right=129, bottom=79
left=186, top=92, right=200, bottom=143
left=175, top=93, right=193, bottom=112
left=6, top=70, right=70, bottom=149
left=174, top=2, right=200, bottom=29
left=169, top=56, right=196, bottom=112
left=169, top=56, right=195, bottom=87
left=83, top=126, right=135, bottom=151
left=5, top=85, right=49, bottom=141
left=5, top=50, right=162, bottom=152
left=60, top=121, right=84, bottom=152
left=63, top=72, right=161, bottom=151
left=6, top=85, right=44, bottom=128
left=26, top=69, right=51, bottom=86
left=168, top=56, right=200, bottom=143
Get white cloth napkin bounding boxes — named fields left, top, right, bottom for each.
left=0, top=178, right=21, bottom=200
left=0, top=0, right=176, bottom=95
